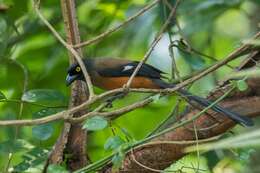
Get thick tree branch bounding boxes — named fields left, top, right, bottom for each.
left=43, top=0, right=89, bottom=171
left=102, top=84, right=260, bottom=173
left=99, top=51, right=260, bottom=173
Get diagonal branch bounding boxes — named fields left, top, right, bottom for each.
left=126, top=0, right=180, bottom=88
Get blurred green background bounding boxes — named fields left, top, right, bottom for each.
left=0, top=0, right=259, bottom=172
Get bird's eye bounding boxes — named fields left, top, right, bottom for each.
left=75, top=66, right=81, bottom=72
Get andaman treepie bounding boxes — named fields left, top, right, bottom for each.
left=66, top=58, right=253, bottom=126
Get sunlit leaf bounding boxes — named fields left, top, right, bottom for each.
left=165, top=154, right=209, bottom=172
left=236, top=80, right=248, bottom=91
left=82, top=116, right=108, bottom=131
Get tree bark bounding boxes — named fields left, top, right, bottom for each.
left=45, top=0, right=89, bottom=171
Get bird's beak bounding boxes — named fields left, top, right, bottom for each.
left=66, top=74, right=78, bottom=86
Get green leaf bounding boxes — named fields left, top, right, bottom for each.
left=236, top=80, right=248, bottom=91
left=112, top=151, right=125, bottom=169
left=6, top=0, right=29, bottom=20
left=82, top=116, right=108, bottom=131
left=32, top=124, right=53, bottom=141
left=31, top=108, right=62, bottom=140
left=47, top=164, right=69, bottom=173
left=13, top=148, right=48, bottom=172
left=0, top=139, right=33, bottom=154
left=104, top=136, right=125, bottom=151
left=166, top=154, right=208, bottom=172
left=178, top=41, right=205, bottom=70
left=238, top=149, right=255, bottom=162
left=0, top=91, right=6, bottom=100
left=22, top=89, right=65, bottom=106
left=33, top=108, right=63, bottom=118
left=0, top=17, right=8, bottom=58
left=0, top=17, right=7, bottom=39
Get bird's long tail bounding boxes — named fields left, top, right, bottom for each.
left=153, top=79, right=253, bottom=127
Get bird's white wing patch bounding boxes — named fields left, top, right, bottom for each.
left=122, top=65, right=133, bottom=72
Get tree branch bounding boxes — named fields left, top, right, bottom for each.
left=102, top=88, right=260, bottom=173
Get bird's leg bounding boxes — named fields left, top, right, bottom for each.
left=105, top=92, right=127, bottom=108
left=105, top=85, right=130, bottom=108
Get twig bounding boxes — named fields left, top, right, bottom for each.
left=69, top=96, right=154, bottom=123
left=126, top=0, right=181, bottom=88
left=136, top=135, right=220, bottom=148
left=147, top=99, right=182, bottom=136
left=4, top=60, right=28, bottom=173
left=73, top=0, right=160, bottom=48
left=130, top=149, right=167, bottom=172
left=0, top=94, right=152, bottom=126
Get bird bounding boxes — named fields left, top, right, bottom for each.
left=66, top=58, right=253, bottom=126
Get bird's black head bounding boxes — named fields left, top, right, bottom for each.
left=66, top=63, right=84, bottom=86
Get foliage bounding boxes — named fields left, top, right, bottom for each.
left=82, top=116, right=108, bottom=131
left=0, top=0, right=259, bottom=172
